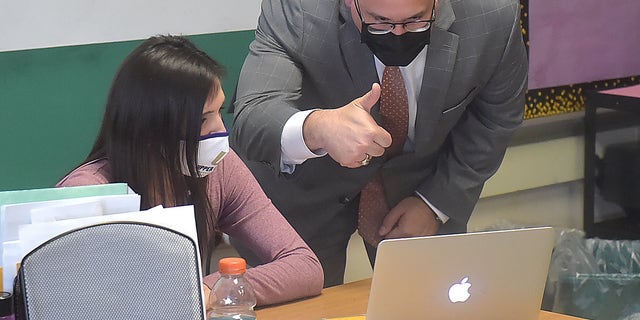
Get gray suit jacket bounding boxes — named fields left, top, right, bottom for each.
left=230, top=0, right=527, bottom=242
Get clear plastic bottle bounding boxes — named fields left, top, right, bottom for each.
left=0, top=292, right=15, bottom=320
left=208, top=257, right=257, bottom=320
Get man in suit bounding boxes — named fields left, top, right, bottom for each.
left=230, top=0, right=527, bottom=287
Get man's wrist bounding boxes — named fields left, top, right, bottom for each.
left=433, top=212, right=443, bottom=225
left=302, top=109, right=325, bottom=152
left=412, top=192, right=449, bottom=224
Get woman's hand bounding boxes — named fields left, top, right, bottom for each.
left=202, top=283, right=211, bottom=311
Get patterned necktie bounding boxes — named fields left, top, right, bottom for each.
left=358, top=66, right=409, bottom=246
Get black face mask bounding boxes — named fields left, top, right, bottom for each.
left=360, top=29, right=431, bottom=67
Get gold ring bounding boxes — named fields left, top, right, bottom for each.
left=360, top=153, right=372, bottom=166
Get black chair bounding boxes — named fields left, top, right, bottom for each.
left=14, top=222, right=205, bottom=320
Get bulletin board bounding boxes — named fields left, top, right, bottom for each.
left=520, top=0, right=640, bottom=119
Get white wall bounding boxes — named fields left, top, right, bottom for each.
left=0, top=0, right=262, bottom=52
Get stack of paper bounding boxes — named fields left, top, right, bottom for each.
left=0, top=184, right=200, bottom=293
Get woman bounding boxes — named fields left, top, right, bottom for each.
left=57, top=35, right=323, bottom=306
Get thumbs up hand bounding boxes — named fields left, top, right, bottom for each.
left=303, top=83, right=392, bottom=168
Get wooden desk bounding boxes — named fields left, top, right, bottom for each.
left=256, top=278, right=585, bottom=320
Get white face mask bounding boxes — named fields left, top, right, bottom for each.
left=180, top=132, right=229, bottom=177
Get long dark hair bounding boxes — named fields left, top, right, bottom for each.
left=85, top=35, right=226, bottom=260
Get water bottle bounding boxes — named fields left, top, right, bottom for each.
left=0, top=292, right=14, bottom=320
left=208, top=257, right=257, bottom=320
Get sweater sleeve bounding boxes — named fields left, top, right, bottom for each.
left=202, top=150, right=324, bottom=306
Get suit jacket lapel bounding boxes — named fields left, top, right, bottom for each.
left=414, top=0, right=459, bottom=152
left=338, top=1, right=381, bottom=119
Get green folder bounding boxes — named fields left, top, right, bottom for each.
left=0, top=183, right=131, bottom=207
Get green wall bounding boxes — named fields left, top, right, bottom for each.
left=0, top=30, right=255, bottom=191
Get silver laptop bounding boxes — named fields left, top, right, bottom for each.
left=366, top=227, right=555, bottom=320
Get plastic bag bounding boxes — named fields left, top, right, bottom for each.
left=543, top=228, right=640, bottom=320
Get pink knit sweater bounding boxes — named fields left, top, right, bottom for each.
left=56, top=149, right=323, bottom=306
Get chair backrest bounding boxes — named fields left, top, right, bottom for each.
left=14, top=222, right=205, bottom=320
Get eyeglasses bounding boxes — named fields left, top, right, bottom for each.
left=355, top=0, right=436, bottom=35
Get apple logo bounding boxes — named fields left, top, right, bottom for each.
left=448, top=277, right=471, bottom=303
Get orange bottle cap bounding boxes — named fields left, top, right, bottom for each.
left=218, top=257, right=247, bottom=275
